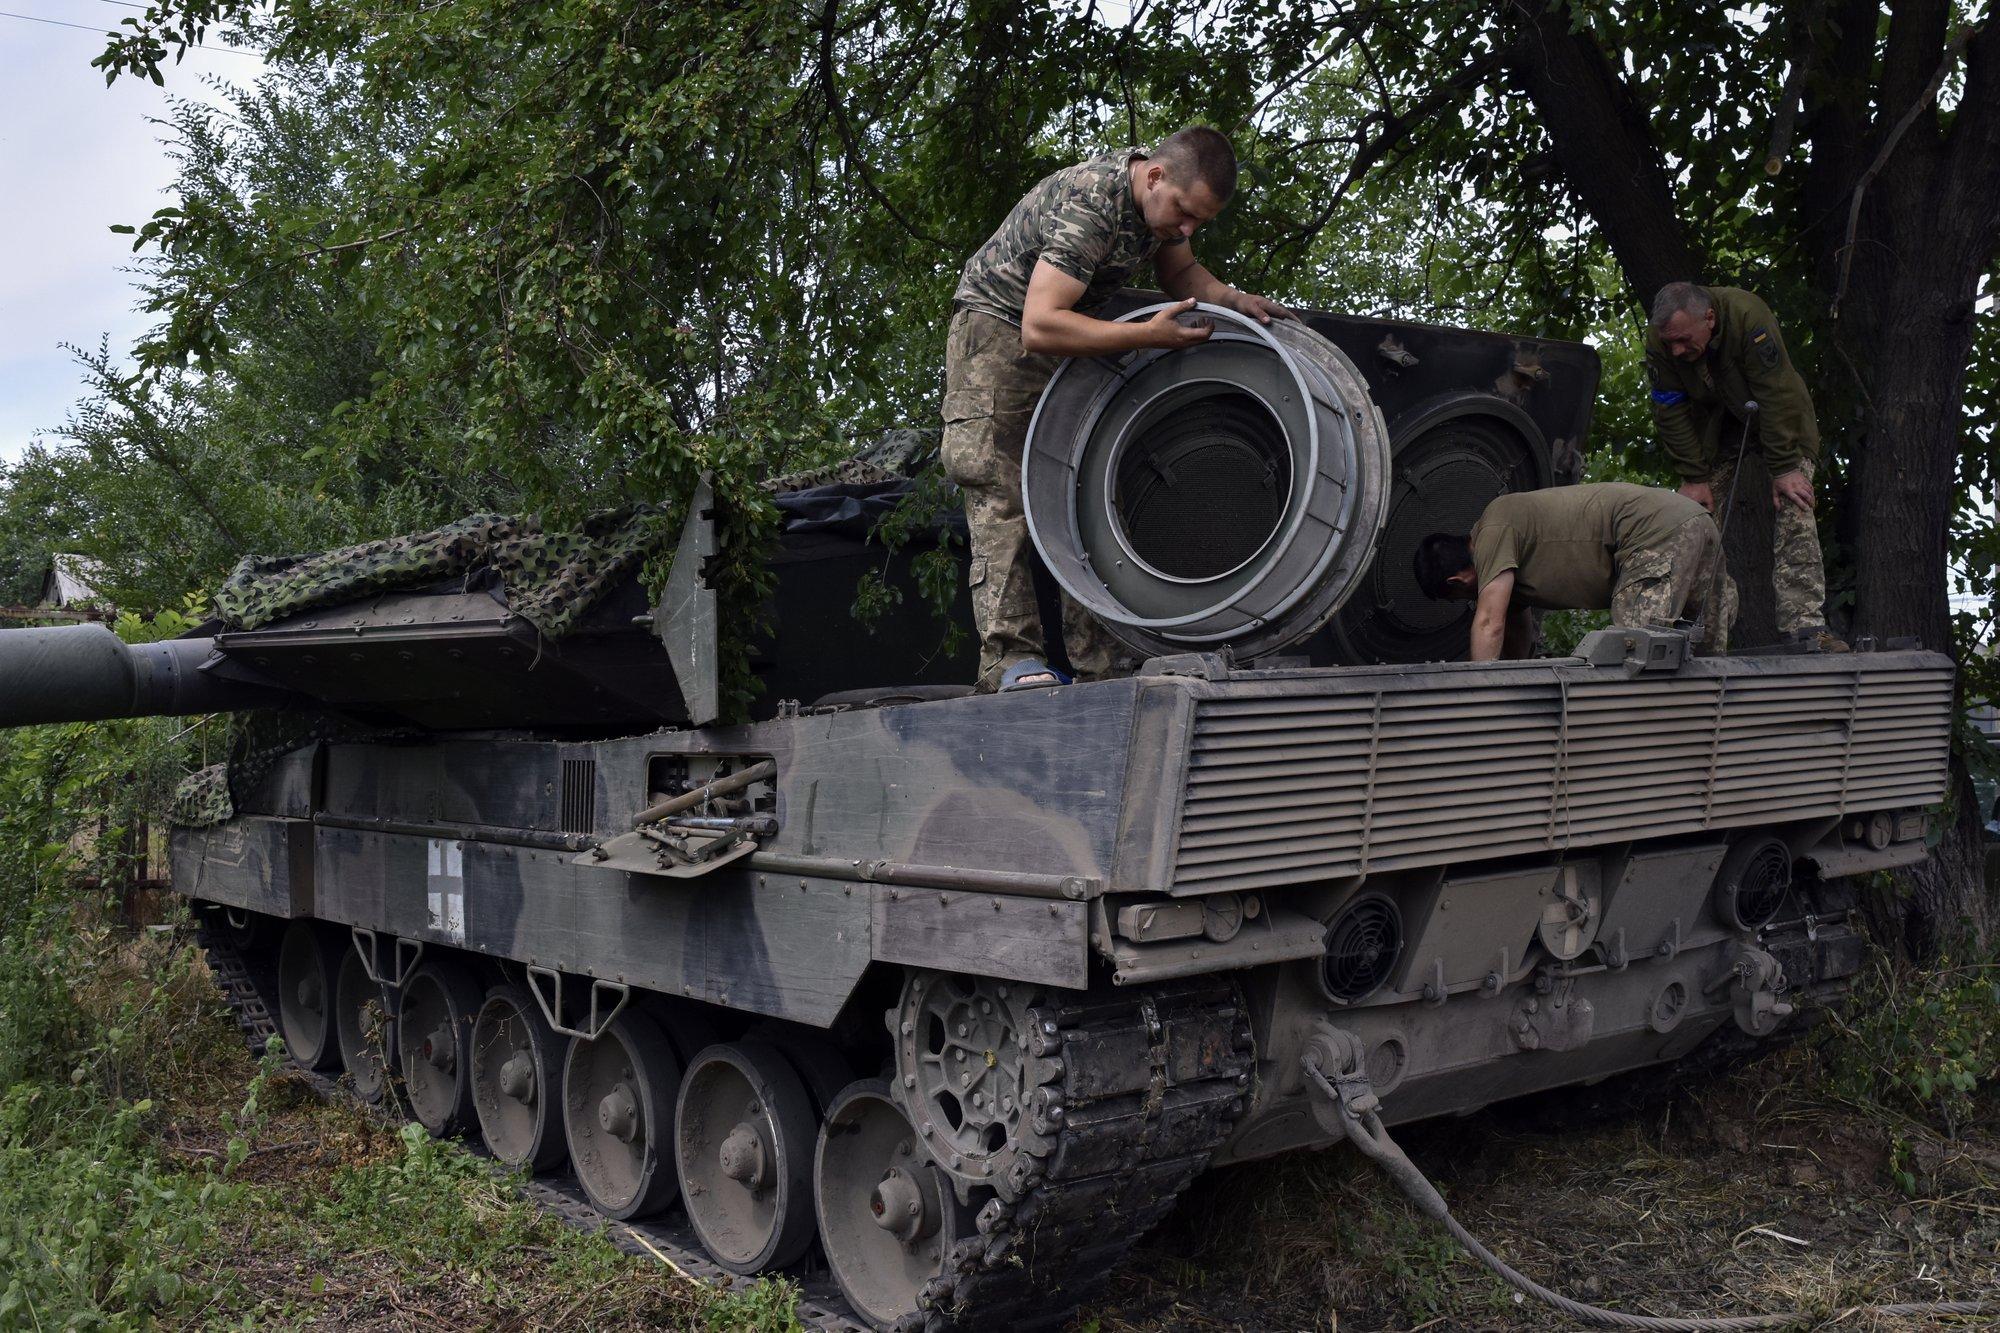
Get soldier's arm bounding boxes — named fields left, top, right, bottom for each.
left=1468, top=571, right=1516, bottom=662
left=1645, top=346, right=1708, bottom=482
left=1020, top=262, right=1210, bottom=357
left=1501, top=606, right=1536, bottom=660
left=1737, top=310, right=1818, bottom=479
left=1155, top=245, right=1293, bottom=323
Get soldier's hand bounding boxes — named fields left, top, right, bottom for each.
left=1229, top=290, right=1295, bottom=324
left=1678, top=480, right=1714, bottom=513
left=1143, top=298, right=1213, bottom=349
left=1771, top=469, right=1815, bottom=510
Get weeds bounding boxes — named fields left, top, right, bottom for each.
left=1820, top=953, right=2000, bottom=1136
left=0, top=630, right=796, bottom=1330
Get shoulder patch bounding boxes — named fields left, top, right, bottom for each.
left=1650, top=388, right=1689, bottom=406
left=1750, top=326, right=1780, bottom=369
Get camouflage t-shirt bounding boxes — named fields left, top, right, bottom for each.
left=952, top=149, right=1185, bottom=324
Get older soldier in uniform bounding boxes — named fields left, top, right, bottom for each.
left=1412, top=483, right=1736, bottom=662
left=1645, top=282, right=1842, bottom=650
left=944, top=126, right=1290, bottom=691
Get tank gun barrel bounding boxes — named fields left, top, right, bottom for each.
left=0, top=624, right=293, bottom=727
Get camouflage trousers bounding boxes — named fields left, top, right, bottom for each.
left=1707, top=456, right=1826, bottom=635
left=1609, top=514, right=1738, bottom=653
left=941, top=309, right=1132, bottom=692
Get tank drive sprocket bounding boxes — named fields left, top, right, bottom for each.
left=893, top=970, right=1043, bottom=1197
left=898, top=975, right=1257, bottom=1330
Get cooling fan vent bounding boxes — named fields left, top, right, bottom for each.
left=1320, top=893, right=1402, bottom=1004
left=1715, top=836, right=1792, bottom=931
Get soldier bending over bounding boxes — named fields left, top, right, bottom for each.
left=1413, top=482, right=1736, bottom=662
left=1646, top=282, right=1844, bottom=651
left=944, top=126, right=1291, bottom=691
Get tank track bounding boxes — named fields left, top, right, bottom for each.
left=914, top=978, right=1255, bottom=1331
left=194, top=921, right=1253, bottom=1333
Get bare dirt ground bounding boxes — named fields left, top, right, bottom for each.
left=1090, top=1050, right=2000, bottom=1331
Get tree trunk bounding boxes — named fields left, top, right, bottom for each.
left=1715, top=453, right=1779, bottom=650
left=1500, top=2, right=1702, bottom=305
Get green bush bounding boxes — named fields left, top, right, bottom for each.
left=0, top=1087, right=236, bottom=1328
left=1821, top=954, right=2000, bottom=1136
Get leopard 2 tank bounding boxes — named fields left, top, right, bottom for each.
left=0, top=300, right=1950, bottom=1331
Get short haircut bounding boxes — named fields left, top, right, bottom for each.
left=1650, top=281, right=1713, bottom=329
left=1152, top=127, right=1238, bottom=200
left=1413, top=533, right=1474, bottom=599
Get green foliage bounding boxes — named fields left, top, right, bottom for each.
left=1538, top=609, right=1609, bottom=657
left=852, top=459, right=968, bottom=658
left=702, top=1277, right=807, bottom=1333
left=0, top=1087, right=233, bottom=1329
left=1822, top=955, right=2000, bottom=1137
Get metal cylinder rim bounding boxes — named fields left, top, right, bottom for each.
left=1039, top=302, right=1332, bottom=634
left=1025, top=299, right=1389, bottom=657
left=1096, top=375, right=1298, bottom=587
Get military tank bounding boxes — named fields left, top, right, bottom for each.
left=0, top=301, right=1951, bottom=1331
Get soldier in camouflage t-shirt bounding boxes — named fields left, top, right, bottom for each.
left=941, top=126, right=1292, bottom=691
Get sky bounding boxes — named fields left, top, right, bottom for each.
left=0, top=1, right=262, bottom=464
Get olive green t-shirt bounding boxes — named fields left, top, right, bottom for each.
left=1470, top=483, right=1706, bottom=610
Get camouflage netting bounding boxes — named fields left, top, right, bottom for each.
left=173, top=441, right=948, bottom=828
left=171, top=711, right=409, bottom=828
left=760, top=428, right=937, bottom=493
left=212, top=506, right=672, bottom=638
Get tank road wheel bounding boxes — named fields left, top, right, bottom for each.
left=398, top=961, right=484, bottom=1137
left=276, top=921, right=343, bottom=1071
left=747, top=1020, right=854, bottom=1118
left=895, top=969, right=1040, bottom=1194
left=564, top=1009, right=683, bottom=1220
left=676, top=1042, right=819, bottom=1275
left=334, top=943, right=395, bottom=1104
left=470, top=984, right=568, bottom=1171
left=815, top=1079, right=973, bottom=1330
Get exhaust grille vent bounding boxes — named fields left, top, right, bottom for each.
left=1321, top=893, right=1402, bottom=1004
left=1171, top=659, right=1953, bottom=895
left=559, top=759, right=597, bottom=834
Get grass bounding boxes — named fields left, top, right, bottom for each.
left=6, top=910, right=1997, bottom=1331
left=4, top=900, right=1998, bottom=1331
left=0, top=907, right=801, bottom=1333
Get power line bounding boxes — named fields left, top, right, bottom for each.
left=0, top=5, right=260, bottom=55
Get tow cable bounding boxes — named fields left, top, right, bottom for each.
left=1301, top=1039, right=1996, bottom=1330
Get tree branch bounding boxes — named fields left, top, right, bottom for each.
left=816, top=0, right=947, bottom=253
left=1499, top=0, right=1701, bottom=307
left=1763, top=1, right=1824, bottom=175
left=1829, top=23, right=1974, bottom=318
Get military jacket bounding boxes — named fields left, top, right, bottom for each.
left=953, top=149, right=1185, bottom=324
left=1644, top=286, right=1819, bottom=480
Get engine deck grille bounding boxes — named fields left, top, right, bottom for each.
left=1170, top=658, right=1953, bottom=894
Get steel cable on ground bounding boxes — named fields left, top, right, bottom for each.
left=1306, top=1058, right=1998, bottom=1331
